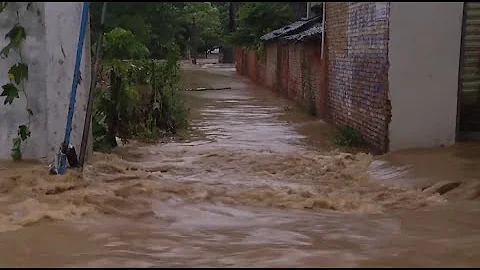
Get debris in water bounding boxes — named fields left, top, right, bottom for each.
left=183, top=87, right=231, bottom=91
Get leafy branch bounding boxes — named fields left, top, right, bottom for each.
left=0, top=24, right=26, bottom=58
left=0, top=2, right=7, bottom=13
left=0, top=7, right=31, bottom=160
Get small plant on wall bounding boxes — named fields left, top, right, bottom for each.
left=0, top=3, right=34, bottom=160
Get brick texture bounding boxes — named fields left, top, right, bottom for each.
left=325, top=2, right=391, bottom=153
left=265, top=43, right=278, bottom=89
left=235, top=47, right=265, bottom=84
left=236, top=40, right=326, bottom=117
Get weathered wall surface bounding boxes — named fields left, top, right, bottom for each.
left=288, top=43, right=302, bottom=100
left=286, top=42, right=324, bottom=115
left=236, top=2, right=465, bottom=153
left=236, top=40, right=326, bottom=117
left=44, top=2, right=91, bottom=161
left=246, top=50, right=258, bottom=82
left=265, top=43, right=277, bottom=89
left=388, top=2, right=463, bottom=150
left=0, top=2, right=49, bottom=160
left=325, top=2, right=391, bottom=153
left=235, top=47, right=263, bottom=84
left=0, top=2, right=91, bottom=161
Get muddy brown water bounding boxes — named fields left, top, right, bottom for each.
left=0, top=61, right=480, bottom=267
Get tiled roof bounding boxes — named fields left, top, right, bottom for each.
left=260, top=16, right=323, bottom=43
left=280, top=23, right=322, bottom=42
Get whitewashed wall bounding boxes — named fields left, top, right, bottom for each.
left=0, top=2, right=91, bottom=161
left=388, top=2, right=464, bottom=151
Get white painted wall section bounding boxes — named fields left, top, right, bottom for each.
left=388, top=2, right=464, bottom=151
left=44, top=2, right=91, bottom=162
left=0, top=2, right=91, bottom=161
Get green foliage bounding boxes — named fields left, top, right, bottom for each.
left=92, top=113, right=109, bottom=151
left=1, top=4, right=32, bottom=161
left=17, top=124, right=31, bottom=140
left=11, top=124, right=30, bottom=161
left=0, top=2, right=7, bottom=13
left=11, top=137, right=22, bottom=161
left=334, top=126, right=363, bottom=147
left=177, top=2, right=221, bottom=55
left=0, top=83, right=20, bottom=105
left=0, top=24, right=26, bottom=58
left=1, top=62, right=28, bottom=105
left=93, top=37, right=188, bottom=150
left=8, top=63, right=28, bottom=84
left=212, top=2, right=230, bottom=37
left=103, top=27, right=149, bottom=60
left=90, top=2, right=222, bottom=58
left=227, top=3, right=295, bottom=49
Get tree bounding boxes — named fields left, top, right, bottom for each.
left=227, top=2, right=295, bottom=49
left=212, top=2, right=240, bottom=63
left=177, top=2, right=221, bottom=63
left=90, top=2, right=184, bottom=59
left=212, top=2, right=231, bottom=39
left=90, top=2, right=222, bottom=60
left=103, top=27, right=149, bottom=60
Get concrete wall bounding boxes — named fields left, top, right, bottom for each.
left=0, top=2, right=91, bottom=161
left=44, top=2, right=92, bottom=161
left=325, top=2, right=391, bottom=153
left=388, top=2, right=464, bottom=151
left=0, top=2, right=48, bottom=160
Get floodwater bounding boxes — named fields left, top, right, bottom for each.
left=0, top=61, right=480, bottom=267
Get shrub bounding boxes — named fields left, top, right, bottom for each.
left=334, top=126, right=363, bottom=147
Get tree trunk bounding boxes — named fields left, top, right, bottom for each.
left=221, top=2, right=238, bottom=64
left=186, top=46, right=191, bottom=60
left=106, top=69, right=120, bottom=148
left=221, top=47, right=233, bottom=63
left=191, top=18, right=198, bottom=65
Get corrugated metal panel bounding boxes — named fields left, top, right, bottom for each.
left=459, top=2, right=480, bottom=135
left=460, top=2, right=480, bottom=101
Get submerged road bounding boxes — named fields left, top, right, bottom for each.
left=0, top=62, right=479, bottom=267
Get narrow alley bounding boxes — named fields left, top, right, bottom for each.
left=0, top=63, right=480, bottom=267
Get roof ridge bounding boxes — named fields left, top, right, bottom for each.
left=260, top=15, right=323, bottom=42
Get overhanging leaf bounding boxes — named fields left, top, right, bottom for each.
left=8, top=63, right=28, bottom=84
left=5, top=25, right=26, bottom=45
left=0, top=2, right=7, bottom=13
left=11, top=137, right=22, bottom=161
left=1, top=25, right=26, bottom=58
left=17, top=125, right=31, bottom=140
left=0, top=43, right=14, bottom=58
left=0, top=83, right=20, bottom=104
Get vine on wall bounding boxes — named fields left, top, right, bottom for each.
left=0, top=3, right=33, bottom=160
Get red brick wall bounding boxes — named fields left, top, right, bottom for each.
left=286, top=42, right=325, bottom=116
left=235, top=47, right=266, bottom=84
left=246, top=50, right=257, bottom=81
left=265, top=43, right=278, bottom=89
left=325, top=2, right=391, bottom=153
left=235, top=47, right=246, bottom=76
left=257, top=60, right=266, bottom=84
left=288, top=44, right=301, bottom=101
left=236, top=41, right=327, bottom=118
left=278, top=44, right=289, bottom=96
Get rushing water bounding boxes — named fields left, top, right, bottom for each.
left=0, top=61, right=479, bottom=267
